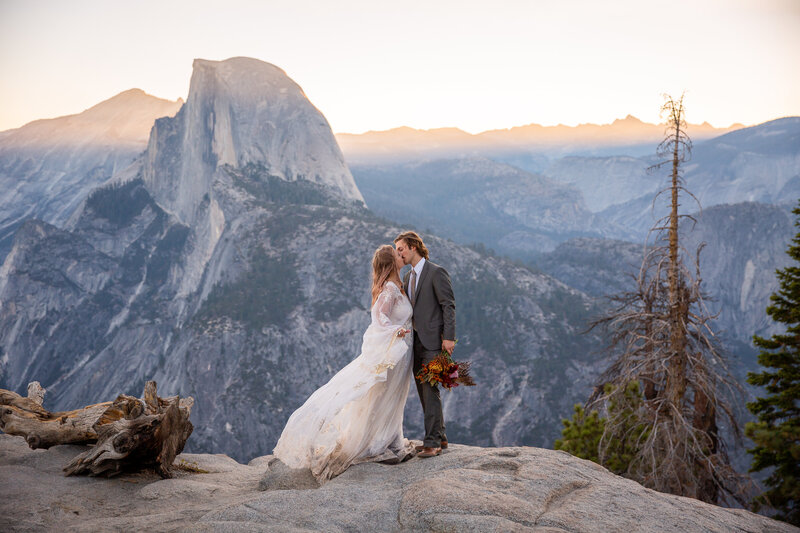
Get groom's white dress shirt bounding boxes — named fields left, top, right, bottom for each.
left=408, top=257, right=426, bottom=300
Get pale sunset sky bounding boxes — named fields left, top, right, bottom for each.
left=0, top=0, right=798, bottom=134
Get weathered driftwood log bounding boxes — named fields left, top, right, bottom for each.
left=0, top=382, right=112, bottom=449
left=0, top=380, right=193, bottom=478
left=65, top=381, right=194, bottom=478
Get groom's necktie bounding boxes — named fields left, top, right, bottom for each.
left=409, top=269, right=417, bottom=331
left=409, top=269, right=417, bottom=306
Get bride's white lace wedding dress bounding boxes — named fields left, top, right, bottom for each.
left=273, top=281, right=416, bottom=481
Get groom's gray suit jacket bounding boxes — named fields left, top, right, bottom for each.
left=403, top=260, right=456, bottom=351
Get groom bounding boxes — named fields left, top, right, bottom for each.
left=394, top=231, right=455, bottom=458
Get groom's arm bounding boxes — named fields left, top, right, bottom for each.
left=432, top=266, right=456, bottom=349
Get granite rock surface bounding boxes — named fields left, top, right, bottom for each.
left=0, top=434, right=794, bottom=532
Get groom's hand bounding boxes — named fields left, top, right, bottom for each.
left=442, top=339, right=455, bottom=355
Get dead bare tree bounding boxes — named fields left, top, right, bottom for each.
left=587, top=94, right=751, bottom=505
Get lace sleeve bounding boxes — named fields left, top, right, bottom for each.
left=371, top=282, right=402, bottom=328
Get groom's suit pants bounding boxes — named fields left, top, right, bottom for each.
left=413, top=334, right=446, bottom=448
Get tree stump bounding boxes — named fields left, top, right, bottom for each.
left=0, top=380, right=193, bottom=478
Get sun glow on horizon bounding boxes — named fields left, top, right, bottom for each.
left=0, top=0, right=798, bottom=135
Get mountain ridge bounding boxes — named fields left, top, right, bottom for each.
left=335, top=115, right=752, bottom=164
left=336, top=114, right=746, bottom=139
left=0, top=89, right=183, bottom=260
left=0, top=89, right=182, bottom=148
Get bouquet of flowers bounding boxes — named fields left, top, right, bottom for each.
left=415, top=347, right=476, bottom=391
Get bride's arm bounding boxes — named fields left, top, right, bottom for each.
left=372, top=284, right=408, bottom=336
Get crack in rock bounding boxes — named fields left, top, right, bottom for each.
left=537, top=480, right=592, bottom=525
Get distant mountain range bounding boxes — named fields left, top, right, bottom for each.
left=336, top=115, right=745, bottom=166
left=590, top=117, right=800, bottom=238
left=0, top=89, right=182, bottom=259
left=534, top=202, right=795, bottom=354
left=0, top=59, right=795, bottom=470
left=352, top=117, right=800, bottom=249
left=352, top=157, right=633, bottom=256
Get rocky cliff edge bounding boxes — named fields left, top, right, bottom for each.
left=0, top=434, right=793, bottom=532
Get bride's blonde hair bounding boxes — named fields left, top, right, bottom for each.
left=371, top=244, right=400, bottom=305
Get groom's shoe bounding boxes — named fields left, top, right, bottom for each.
left=416, top=439, right=447, bottom=452
left=418, top=446, right=442, bottom=458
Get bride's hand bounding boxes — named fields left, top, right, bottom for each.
left=396, top=329, right=411, bottom=338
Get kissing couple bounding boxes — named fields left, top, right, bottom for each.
left=273, top=231, right=456, bottom=482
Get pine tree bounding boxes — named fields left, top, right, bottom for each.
left=555, top=382, right=648, bottom=474
left=555, top=404, right=604, bottom=464
left=746, top=201, right=800, bottom=525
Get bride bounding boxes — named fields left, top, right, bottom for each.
left=273, top=244, right=417, bottom=481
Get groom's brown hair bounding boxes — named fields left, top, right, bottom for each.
left=394, top=231, right=429, bottom=260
